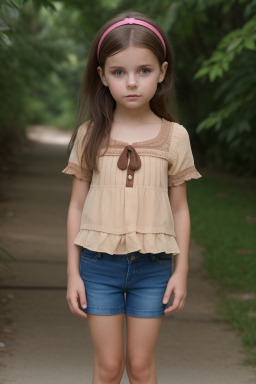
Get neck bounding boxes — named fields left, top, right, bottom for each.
left=113, top=104, right=158, bottom=126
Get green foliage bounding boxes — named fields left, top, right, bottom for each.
left=194, top=14, right=256, bottom=91
left=0, top=0, right=74, bottom=150
left=28, top=0, right=56, bottom=11
left=158, top=0, right=256, bottom=175
left=191, top=1, right=256, bottom=174
left=1, top=0, right=256, bottom=174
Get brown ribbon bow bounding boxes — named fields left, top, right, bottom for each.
left=117, top=145, right=141, bottom=171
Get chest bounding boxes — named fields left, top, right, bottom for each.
left=94, top=153, right=169, bottom=189
left=97, top=118, right=172, bottom=187
left=110, top=123, right=162, bottom=145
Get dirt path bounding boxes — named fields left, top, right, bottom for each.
left=0, top=127, right=256, bottom=384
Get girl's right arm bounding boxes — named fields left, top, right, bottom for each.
left=66, top=176, right=90, bottom=319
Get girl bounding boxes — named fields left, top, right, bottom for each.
left=62, top=11, right=202, bottom=384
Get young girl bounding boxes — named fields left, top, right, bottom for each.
left=62, top=11, right=202, bottom=383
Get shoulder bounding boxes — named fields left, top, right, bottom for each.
left=172, top=122, right=189, bottom=140
left=164, top=120, right=190, bottom=153
left=76, top=120, right=92, bottom=144
left=77, top=120, right=91, bottom=138
left=163, top=119, right=189, bottom=140
left=165, top=122, right=192, bottom=164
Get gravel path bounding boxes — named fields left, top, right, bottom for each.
left=0, top=127, right=255, bottom=384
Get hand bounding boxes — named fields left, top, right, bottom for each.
left=162, top=269, right=188, bottom=314
left=66, top=273, right=88, bottom=319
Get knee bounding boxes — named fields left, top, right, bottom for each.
left=126, top=357, right=154, bottom=382
left=96, top=358, right=125, bottom=383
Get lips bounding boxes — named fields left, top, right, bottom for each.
left=126, top=95, right=140, bottom=98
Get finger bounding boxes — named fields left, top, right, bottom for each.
left=165, top=295, right=186, bottom=314
left=77, top=288, right=87, bottom=310
left=74, top=296, right=88, bottom=318
left=164, top=294, right=182, bottom=313
left=180, top=297, right=186, bottom=308
left=69, top=296, right=88, bottom=319
left=180, top=297, right=186, bottom=309
left=170, top=303, right=184, bottom=314
left=162, top=287, right=174, bottom=304
left=171, top=301, right=184, bottom=313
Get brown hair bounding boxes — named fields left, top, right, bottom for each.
left=68, top=11, right=179, bottom=175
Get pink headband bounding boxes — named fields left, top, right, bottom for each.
left=97, top=17, right=166, bottom=62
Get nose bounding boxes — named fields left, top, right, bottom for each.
left=127, top=73, right=137, bottom=88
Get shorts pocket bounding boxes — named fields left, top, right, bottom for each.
left=81, top=247, right=101, bottom=263
left=154, top=252, right=173, bottom=264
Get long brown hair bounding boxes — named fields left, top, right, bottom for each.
left=68, top=11, right=179, bottom=174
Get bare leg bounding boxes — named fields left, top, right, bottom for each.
left=87, top=313, right=126, bottom=384
left=125, top=314, right=164, bottom=384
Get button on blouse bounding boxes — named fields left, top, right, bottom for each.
left=117, top=144, right=141, bottom=187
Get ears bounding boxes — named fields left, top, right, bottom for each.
left=97, top=61, right=169, bottom=87
left=97, top=66, right=108, bottom=87
left=158, top=61, right=168, bottom=83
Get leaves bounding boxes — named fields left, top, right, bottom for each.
left=0, top=0, right=256, bottom=175
left=244, top=37, right=256, bottom=50
left=194, top=14, right=256, bottom=82
left=32, top=0, right=56, bottom=11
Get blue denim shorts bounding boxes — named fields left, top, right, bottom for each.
left=79, top=247, right=173, bottom=318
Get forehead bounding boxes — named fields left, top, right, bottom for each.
left=105, top=46, right=159, bottom=67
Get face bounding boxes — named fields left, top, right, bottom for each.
left=97, top=45, right=168, bottom=110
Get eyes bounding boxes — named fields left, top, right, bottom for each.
left=114, top=70, right=124, bottom=77
left=112, top=68, right=151, bottom=77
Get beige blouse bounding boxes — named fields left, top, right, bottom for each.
left=62, top=118, right=202, bottom=255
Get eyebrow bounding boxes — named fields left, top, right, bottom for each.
left=109, top=64, right=155, bottom=69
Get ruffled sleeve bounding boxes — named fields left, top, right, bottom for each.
left=62, top=122, right=93, bottom=182
left=168, top=123, right=202, bottom=187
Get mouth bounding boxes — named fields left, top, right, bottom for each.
left=126, top=95, right=140, bottom=98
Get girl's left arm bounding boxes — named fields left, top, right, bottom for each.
left=163, top=182, right=190, bottom=314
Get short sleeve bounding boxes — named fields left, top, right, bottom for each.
left=168, top=123, right=202, bottom=187
left=62, top=122, right=93, bottom=182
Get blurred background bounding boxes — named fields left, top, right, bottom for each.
left=0, top=0, right=255, bottom=382
left=1, top=0, right=256, bottom=171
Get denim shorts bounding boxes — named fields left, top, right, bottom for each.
left=79, top=247, right=173, bottom=318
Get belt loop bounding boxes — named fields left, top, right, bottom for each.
left=97, top=252, right=102, bottom=258
left=150, top=253, right=156, bottom=260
